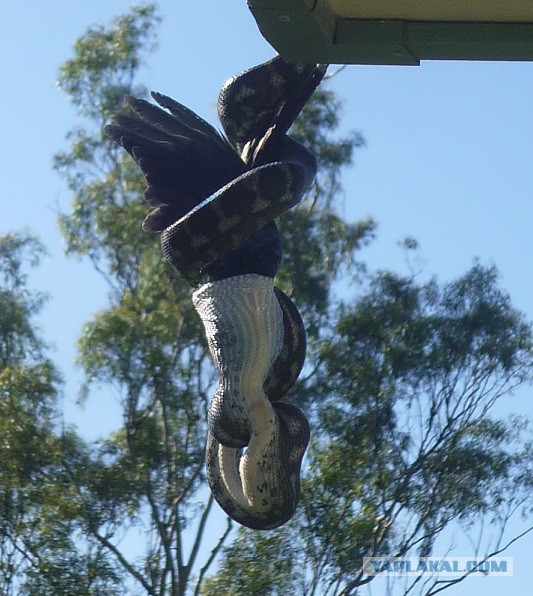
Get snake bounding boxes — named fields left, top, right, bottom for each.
left=105, top=55, right=327, bottom=529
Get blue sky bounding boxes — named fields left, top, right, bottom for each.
left=1, top=1, right=531, bottom=594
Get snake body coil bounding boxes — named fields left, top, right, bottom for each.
left=105, top=56, right=326, bottom=529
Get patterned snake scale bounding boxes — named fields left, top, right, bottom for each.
left=105, top=55, right=327, bottom=529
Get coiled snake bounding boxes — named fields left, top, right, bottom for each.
left=105, top=56, right=327, bottom=529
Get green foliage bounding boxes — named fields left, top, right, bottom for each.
left=0, top=234, right=58, bottom=477
left=49, top=4, right=373, bottom=591
left=55, top=4, right=159, bottom=279
left=0, top=234, right=47, bottom=366
left=0, top=233, right=128, bottom=594
left=205, top=264, right=532, bottom=594
left=2, top=4, right=531, bottom=595
left=200, top=526, right=302, bottom=595
left=313, top=265, right=531, bottom=568
left=57, top=4, right=160, bottom=120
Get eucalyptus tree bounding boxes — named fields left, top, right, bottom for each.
left=2, top=4, right=530, bottom=595
left=0, top=233, right=128, bottom=594
left=53, top=4, right=371, bottom=594
left=203, top=262, right=532, bottom=595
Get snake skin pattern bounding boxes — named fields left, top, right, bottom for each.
left=105, top=55, right=327, bottom=529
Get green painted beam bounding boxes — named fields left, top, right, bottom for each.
left=248, top=0, right=533, bottom=64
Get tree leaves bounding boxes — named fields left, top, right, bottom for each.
left=205, top=263, right=532, bottom=594
left=2, top=3, right=531, bottom=594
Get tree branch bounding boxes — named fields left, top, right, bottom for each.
left=193, top=516, right=233, bottom=596
left=185, top=494, right=214, bottom=576
left=426, top=524, right=533, bottom=595
left=91, top=527, right=155, bottom=594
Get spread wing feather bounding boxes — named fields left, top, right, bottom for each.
left=104, top=95, right=246, bottom=232
left=151, top=91, right=231, bottom=150
left=104, top=56, right=322, bottom=277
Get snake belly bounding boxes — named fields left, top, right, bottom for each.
left=104, top=55, right=326, bottom=529
left=193, top=274, right=309, bottom=529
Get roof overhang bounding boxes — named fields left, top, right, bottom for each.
left=248, top=1, right=533, bottom=65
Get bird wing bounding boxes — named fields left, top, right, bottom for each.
left=104, top=94, right=246, bottom=232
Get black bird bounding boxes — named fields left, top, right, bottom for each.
left=104, top=55, right=327, bottom=286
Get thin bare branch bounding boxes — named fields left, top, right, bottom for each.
left=91, top=528, right=155, bottom=594
left=186, top=494, right=214, bottom=575
left=426, top=525, right=533, bottom=595
left=193, top=516, right=233, bottom=596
